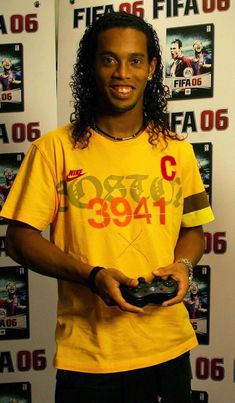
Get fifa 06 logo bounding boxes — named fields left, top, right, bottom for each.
left=0, top=14, right=39, bottom=34
left=153, top=0, right=230, bottom=19
left=204, top=232, right=227, bottom=254
left=118, top=1, right=144, bottom=17
left=73, top=2, right=145, bottom=27
left=169, top=109, right=229, bottom=134
left=195, top=357, right=225, bottom=381
left=202, top=0, right=230, bottom=12
left=0, top=350, right=47, bottom=372
left=0, top=122, right=41, bottom=144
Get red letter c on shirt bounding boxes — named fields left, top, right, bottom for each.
left=161, top=156, right=176, bottom=181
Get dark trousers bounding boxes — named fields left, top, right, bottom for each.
left=55, top=352, right=192, bottom=403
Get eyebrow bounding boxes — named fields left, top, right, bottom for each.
left=96, top=51, right=146, bottom=58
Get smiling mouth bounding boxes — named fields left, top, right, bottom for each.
left=110, top=85, right=134, bottom=98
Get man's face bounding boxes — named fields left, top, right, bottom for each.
left=170, top=43, right=181, bottom=59
left=6, top=282, right=16, bottom=294
left=2, top=58, right=12, bottom=70
left=190, top=282, right=199, bottom=295
left=92, top=27, right=156, bottom=114
left=193, top=40, right=203, bottom=53
left=4, top=168, right=14, bottom=181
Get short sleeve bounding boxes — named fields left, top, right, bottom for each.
left=0, top=144, right=59, bottom=231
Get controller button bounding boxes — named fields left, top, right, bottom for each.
left=138, top=277, right=146, bottom=284
left=165, top=280, right=173, bottom=287
left=133, top=288, right=139, bottom=293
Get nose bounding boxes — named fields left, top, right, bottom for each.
left=112, top=61, right=131, bottom=79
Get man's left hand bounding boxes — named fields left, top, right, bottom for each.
left=152, top=262, right=189, bottom=307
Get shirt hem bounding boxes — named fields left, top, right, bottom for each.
left=53, top=337, right=198, bottom=374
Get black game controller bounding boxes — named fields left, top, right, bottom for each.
left=120, top=276, right=178, bottom=307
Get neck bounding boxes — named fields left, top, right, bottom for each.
left=93, top=123, right=145, bottom=142
left=95, top=111, right=145, bottom=139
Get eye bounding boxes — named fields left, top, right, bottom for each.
left=131, top=58, right=142, bottom=65
left=102, top=56, right=117, bottom=65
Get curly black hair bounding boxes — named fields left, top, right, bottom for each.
left=70, top=11, right=173, bottom=148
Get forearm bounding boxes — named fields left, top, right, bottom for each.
left=174, top=225, right=205, bottom=266
left=6, top=221, right=143, bottom=313
left=153, top=226, right=205, bottom=306
left=6, top=221, right=93, bottom=283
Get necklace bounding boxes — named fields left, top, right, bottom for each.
left=93, top=122, right=145, bottom=141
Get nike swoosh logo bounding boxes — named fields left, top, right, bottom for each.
left=66, top=170, right=85, bottom=182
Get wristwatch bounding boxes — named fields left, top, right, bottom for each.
left=177, top=258, right=194, bottom=285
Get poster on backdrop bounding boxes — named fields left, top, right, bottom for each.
left=165, top=23, right=214, bottom=100
left=0, top=43, right=24, bottom=112
left=0, top=265, right=29, bottom=340
left=0, top=381, right=31, bottom=402
left=191, top=143, right=213, bottom=204
left=184, top=265, right=211, bottom=345
left=192, top=390, right=208, bottom=403
left=0, top=152, right=24, bottom=224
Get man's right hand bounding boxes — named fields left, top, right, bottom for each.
left=94, top=268, right=144, bottom=314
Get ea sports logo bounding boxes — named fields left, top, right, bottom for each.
left=183, top=67, right=194, bottom=78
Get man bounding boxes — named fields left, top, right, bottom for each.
left=1, top=12, right=214, bottom=403
left=4, top=281, right=27, bottom=317
left=192, top=40, right=212, bottom=75
left=169, top=39, right=193, bottom=77
left=0, top=168, right=16, bottom=198
left=0, top=58, right=21, bottom=91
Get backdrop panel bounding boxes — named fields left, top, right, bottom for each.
left=0, top=1, right=57, bottom=402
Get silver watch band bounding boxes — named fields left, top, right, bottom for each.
left=177, top=258, right=194, bottom=285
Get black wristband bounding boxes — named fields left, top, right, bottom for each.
left=88, top=266, right=105, bottom=293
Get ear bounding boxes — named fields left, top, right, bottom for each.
left=148, top=57, right=157, bottom=78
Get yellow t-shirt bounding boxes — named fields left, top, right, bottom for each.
left=1, top=125, right=214, bottom=373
